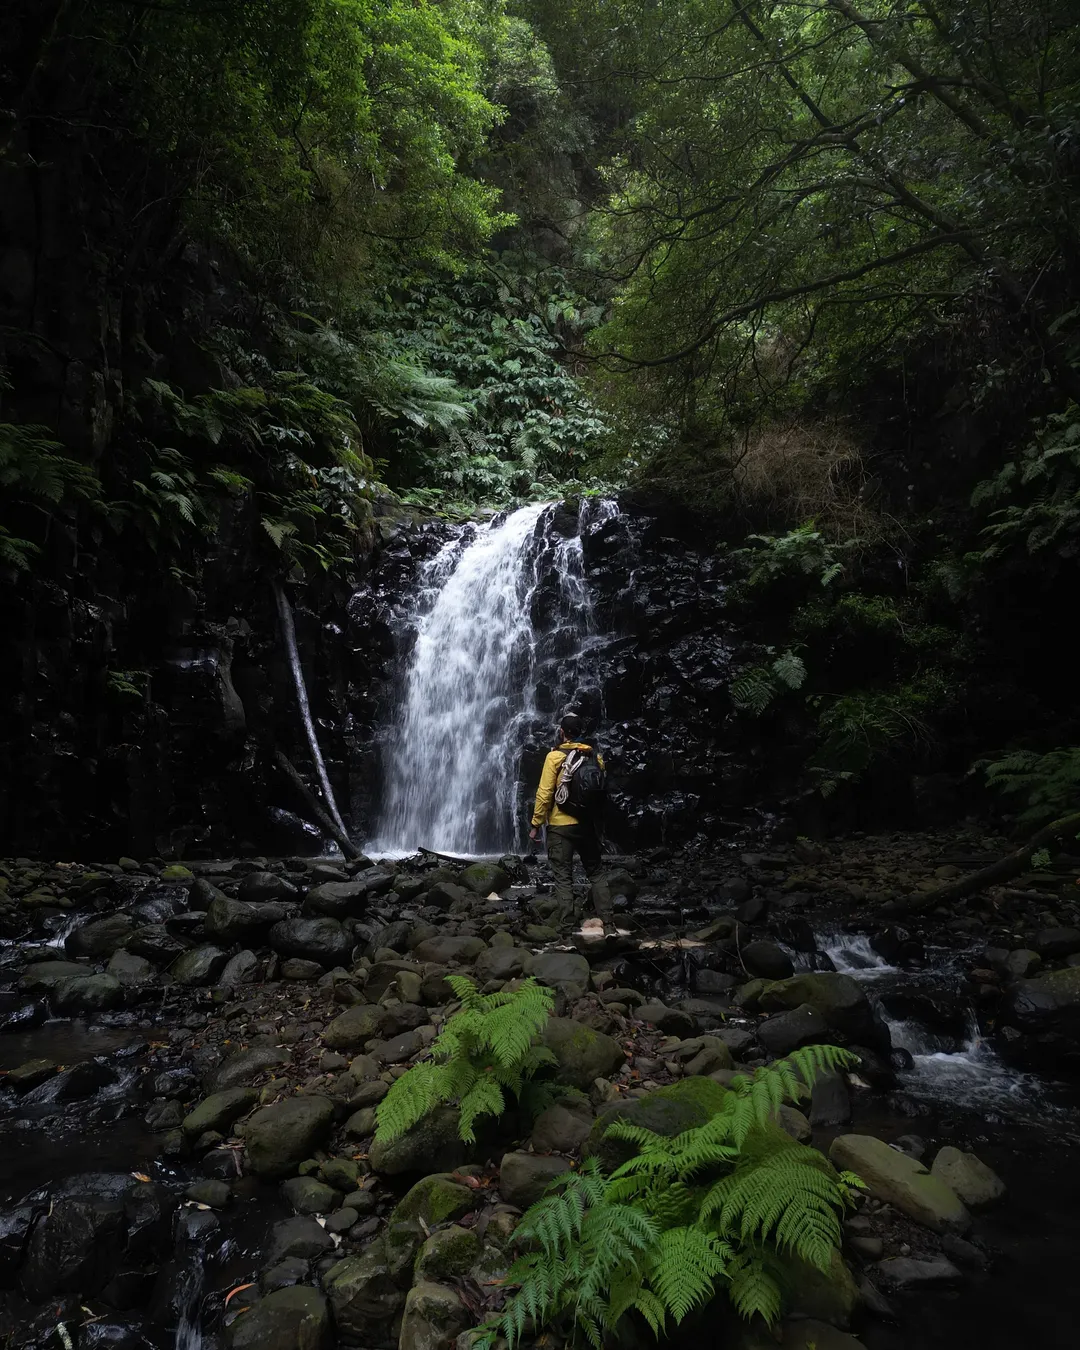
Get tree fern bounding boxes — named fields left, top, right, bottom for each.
left=374, top=977, right=554, bottom=1145
left=476, top=1047, right=860, bottom=1348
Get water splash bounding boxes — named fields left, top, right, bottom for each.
left=817, top=931, right=896, bottom=979
left=370, top=500, right=613, bottom=855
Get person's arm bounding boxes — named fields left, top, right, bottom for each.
left=529, top=752, right=560, bottom=836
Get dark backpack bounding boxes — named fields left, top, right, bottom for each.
left=556, top=748, right=607, bottom=820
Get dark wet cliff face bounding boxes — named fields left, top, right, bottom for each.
left=2, top=498, right=762, bottom=859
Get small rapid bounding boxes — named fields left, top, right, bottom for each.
left=816, top=929, right=1057, bottom=1123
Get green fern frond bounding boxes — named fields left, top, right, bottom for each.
left=373, top=976, right=554, bottom=1147
left=647, top=1227, right=731, bottom=1322
left=726, top=1251, right=784, bottom=1324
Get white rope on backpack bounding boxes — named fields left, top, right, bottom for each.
left=554, top=750, right=584, bottom=807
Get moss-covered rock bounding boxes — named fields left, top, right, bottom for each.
left=829, top=1134, right=969, bottom=1233
left=399, top=1281, right=470, bottom=1350
left=182, top=1087, right=259, bottom=1138
left=368, top=1106, right=467, bottom=1175
left=784, top=1248, right=859, bottom=1328
left=415, top=1226, right=482, bottom=1281
left=585, top=1077, right=727, bottom=1169
left=225, top=1285, right=331, bottom=1350
left=459, top=862, right=512, bottom=895
left=390, top=1174, right=477, bottom=1228
left=542, top=1017, right=625, bottom=1090
left=244, top=1095, right=336, bottom=1178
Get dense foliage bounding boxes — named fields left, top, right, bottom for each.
left=4, top=0, right=1080, bottom=811
left=374, top=975, right=555, bottom=1144
left=478, top=1047, right=861, bottom=1345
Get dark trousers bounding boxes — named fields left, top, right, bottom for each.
left=546, top=824, right=606, bottom=917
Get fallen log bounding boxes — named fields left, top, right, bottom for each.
left=273, top=749, right=361, bottom=860
left=905, top=810, right=1080, bottom=911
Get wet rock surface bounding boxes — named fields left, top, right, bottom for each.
left=2, top=831, right=1080, bottom=1350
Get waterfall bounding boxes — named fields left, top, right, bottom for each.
left=369, top=500, right=613, bottom=856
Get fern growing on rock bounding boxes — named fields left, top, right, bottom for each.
left=477, top=1045, right=862, bottom=1347
left=374, top=976, right=555, bottom=1145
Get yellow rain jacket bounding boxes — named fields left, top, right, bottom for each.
left=531, top=742, right=605, bottom=829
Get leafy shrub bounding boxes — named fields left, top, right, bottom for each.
left=477, top=1046, right=860, bottom=1347
left=975, top=748, right=1080, bottom=828
left=972, top=404, right=1080, bottom=560
left=0, top=421, right=100, bottom=570
left=730, top=648, right=807, bottom=715
left=808, top=677, right=948, bottom=796
left=733, top=523, right=857, bottom=590
left=374, top=976, right=555, bottom=1144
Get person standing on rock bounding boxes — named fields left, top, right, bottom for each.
left=528, top=712, right=613, bottom=932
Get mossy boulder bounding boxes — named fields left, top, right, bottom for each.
left=182, top=1087, right=259, bottom=1138
left=322, top=1004, right=386, bottom=1052
left=759, top=974, right=887, bottom=1049
left=785, top=1248, right=859, bottom=1328
left=52, top=973, right=124, bottom=1014
left=585, top=1077, right=727, bottom=1170
left=399, top=1281, right=470, bottom=1350
left=225, top=1285, right=331, bottom=1350
left=324, top=1241, right=406, bottom=1338
left=244, top=1095, right=336, bottom=1178
left=390, top=1174, right=477, bottom=1228
left=415, top=1226, right=482, bottom=1281
left=368, top=1106, right=467, bottom=1175
left=542, top=1017, right=625, bottom=1090
left=459, top=862, right=512, bottom=895
left=829, top=1134, right=969, bottom=1233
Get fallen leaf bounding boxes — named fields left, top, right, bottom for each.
left=224, top=1283, right=254, bottom=1306
left=130, top=1172, right=151, bottom=1183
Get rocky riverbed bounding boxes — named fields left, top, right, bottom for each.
left=2, top=832, right=1078, bottom=1350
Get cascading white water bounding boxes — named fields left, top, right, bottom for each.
left=369, top=500, right=613, bottom=856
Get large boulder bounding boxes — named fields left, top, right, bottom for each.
left=237, top=872, right=298, bottom=904
left=269, top=917, right=353, bottom=968
left=322, top=1004, right=387, bottom=1052
left=759, top=974, right=888, bottom=1049
left=526, top=951, right=591, bottom=1000
left=19, top=1195, right=125, bottom=1300
left=66, top=914, right=134, bottom=959
left=459, top=862, right=512, bottom=895
left=929, top=1147, right=1006, bottom=1207
left=785, top=1249, right=858, bottom=1328
left=586, top=1078, right=727, bottom=1170
left=741, top=941, right=795, bottom=982
left=52, top=973, right=124, bottom=1014
left=106, top=950, right=155, bottom=985
left=323, top=1240, right=407, bottom=1337
left=244, top=1096, right=336, bottom=1178
left=757, top=1004, right=829, bottom=1056
left=207, top=1046, right=292, bottom=1092
left=127, top=925, right=187, bottom=964
left=474, top=946, right=528, bottom=982
left=415, top=1227, right=482, bottom=1282
left=19, top=960, right=88, bottom=992
left=225, top=1285, right=331, bottom=1350
left=170, top=944, right=228, bottom=987
left=828, top=1135, right=970, bottom=1233
left=182, top=1088, right=259, bottom=1138
left=390, top=1175, right=477, bottom=1228
left=368, top=1107, right=467, bottom=1176
left=530, top=1100, right=594, bottom=1154
left=1004, top=965, right=1080, bottom=1031
left=498, top=1152, right=568, bottom=1208
left=410, top=936, right=487, bottom=965
left=542, top=1017, right=625, bottom=1090
left=304, top=869, right=395, bottom=917
left=399, top=1281, right=469, bottom=1350
left=204, top=895, right=274, bottom=943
